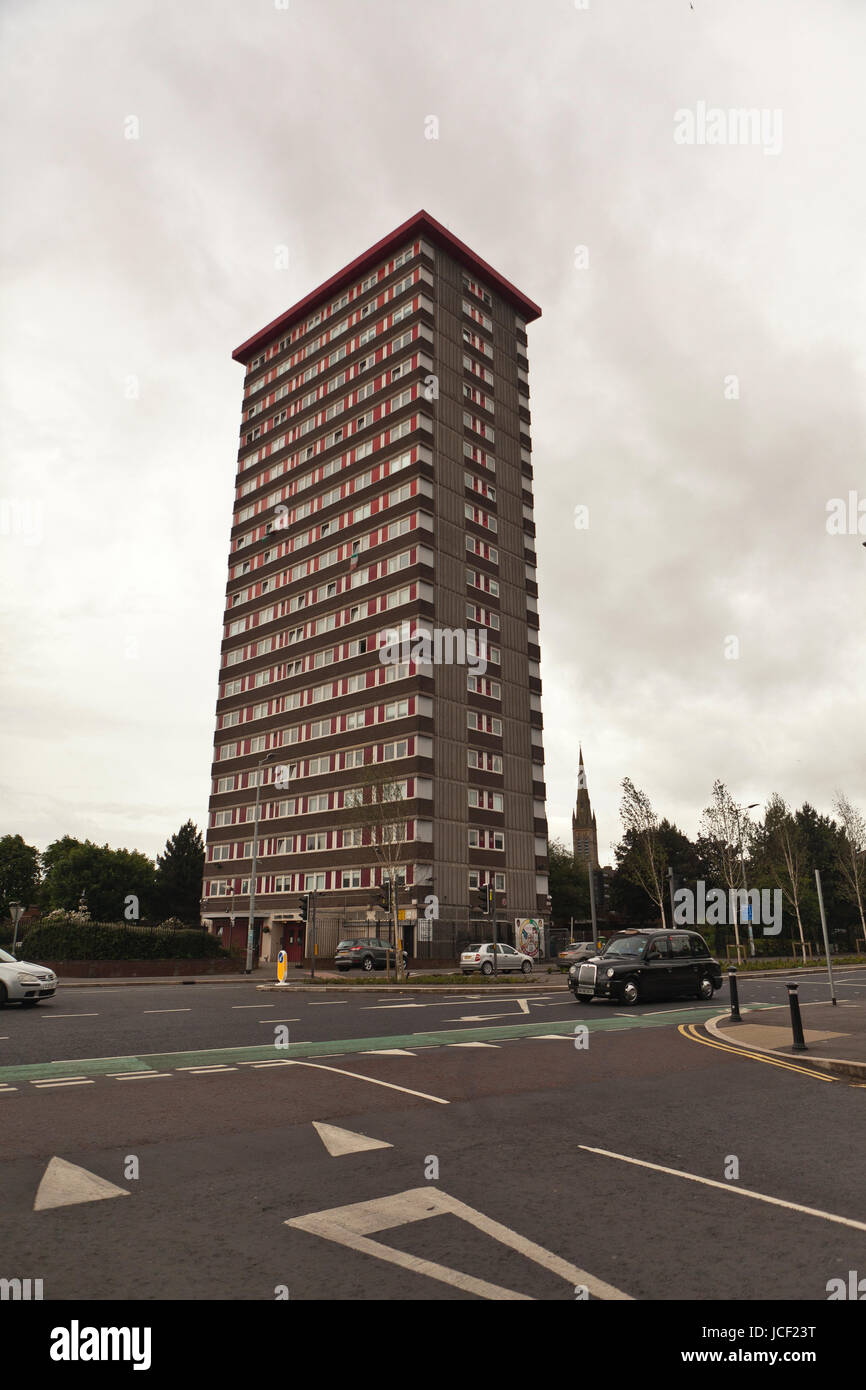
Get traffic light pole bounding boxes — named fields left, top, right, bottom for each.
left=245, top=772, right=264, bottom=974
left=310, top=891, right=317, bottom=980
left=392, top=873, right=401, bottom=982
left=490, top=885, right=497, bottom=976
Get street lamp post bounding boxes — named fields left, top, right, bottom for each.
left=734, top=803, right=760, bottom=959
left=246, top=753, right=278, bottom=975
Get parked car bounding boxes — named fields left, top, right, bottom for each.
left=569, top=929, right=722, bottom=1005
left=557, top=941, right=602, bottom=970
left=0, top=947, right=57, bottom=1006
left=460, top=943, right=533, bottom=976
left=335, top=939, right=408, bottom=973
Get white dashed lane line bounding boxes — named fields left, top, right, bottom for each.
left=232, top=1004, right=274, bottom=1009
left=32, top=1079, right=95, bottom=1088
left=143, top=1009, right=191, bottom=1014
left=177, top=1065, right=238, bottom=1074
left=41, top=1014, right=99, bottom=1019
left=109, top=1072, right=173, bottom=1080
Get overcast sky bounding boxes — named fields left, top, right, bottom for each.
left=1, top=0, right=864, bottom=865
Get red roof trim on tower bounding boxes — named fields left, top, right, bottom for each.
left=231, top=210, right=541, bottom=364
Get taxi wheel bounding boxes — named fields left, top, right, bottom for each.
left=697, top=974, right=714, bottom=1000
left=621, top=979, right=640, bottom=1005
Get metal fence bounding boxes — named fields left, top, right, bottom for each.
left=306, top=909, right=522, bottom=961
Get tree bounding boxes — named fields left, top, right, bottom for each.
left=751, top=796, right=810, bottom=962
left=156, top=821, right=206, bottom=924
left=832, top=792, right=866, bottom=942
left=613, top=819, right=708, bottom=927
left=40, top=837, right=157, bottom=922
left=699, top=780, right=756, bottom=962
left=547, top=838, right=590, bottom=927
left=617, top=780, right=669, bottom=927
left=343, top=766, right=409, bottom=980
left=0, top=834, right=41, bottom=919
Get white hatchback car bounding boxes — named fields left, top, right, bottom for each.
left=0, top=947, right=57, bottom=1006
left=460, top=942, right=533, bottom=976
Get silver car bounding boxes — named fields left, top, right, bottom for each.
left=0, top=947, right=57, bottom=1006
left=460, top=942, right=533, bottom=976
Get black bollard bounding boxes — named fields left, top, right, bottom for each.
left=728, top=967, right=742, bottom=1023
left=786, top=982, right=807, bottom=1052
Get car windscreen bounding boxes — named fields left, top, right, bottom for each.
left=603, top=935, right=650, bottom=957
left=0, top=947, right=17, bottom=963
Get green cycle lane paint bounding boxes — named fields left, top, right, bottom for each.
left=0, top=1003, right=781, bottom=1086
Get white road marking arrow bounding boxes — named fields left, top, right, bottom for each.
left=33, top=1157, right=130, bottom=1212
left=286, top=1187, right=632, bottom=1300
left=312, top=1122, right=393, bottom=1157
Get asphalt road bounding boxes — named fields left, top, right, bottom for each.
left=1, top=970, right=864, bottom=1303
left=1, top=967, right=862, bottom=1066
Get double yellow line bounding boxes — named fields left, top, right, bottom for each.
left=678, top=1022, right=837, bottom=1082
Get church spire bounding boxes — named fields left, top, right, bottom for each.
left=572, top=746, right=600, bottom=868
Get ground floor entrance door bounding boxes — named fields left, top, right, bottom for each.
left=280, top=924, right=305, bottom=962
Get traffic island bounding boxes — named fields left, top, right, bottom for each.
left=708, top=999, right=866, bottom=1080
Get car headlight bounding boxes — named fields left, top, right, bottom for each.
left=18, top=974, right=42, bottom=984
left=606, top=968, right=615, bottom=978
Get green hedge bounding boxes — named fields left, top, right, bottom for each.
left=17, top=922, right=228, bottom=962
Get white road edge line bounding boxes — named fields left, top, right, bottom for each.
left=580, top=1146, right=866, bottom=1232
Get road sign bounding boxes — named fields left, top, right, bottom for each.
left=277, top=950, right=288, bottom=983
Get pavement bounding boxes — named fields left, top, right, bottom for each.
left=56, top=965, right=274, bottom=987
left=713, top=987, right=866, bottom=1080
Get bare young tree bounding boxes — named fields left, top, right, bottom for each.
left=342, top=764, right=409, bottom=980
left=832, top=791, right=866, bottom=942
left=619, top=779, right=669, bottom=928
left=699, top=780, right=754, bottom=962
left=756, top=793, right=810, bottom=963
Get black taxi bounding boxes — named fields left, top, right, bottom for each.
left=568, top=929, right=723, bottom=1006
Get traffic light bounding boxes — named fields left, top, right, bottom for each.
left=591, top=870, right=606, bottom=914
left=378, top=879, right=393, bottom=913
left=476, top=884, right=494, bottom=915
left=298, top=894, right=310, bottom=923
